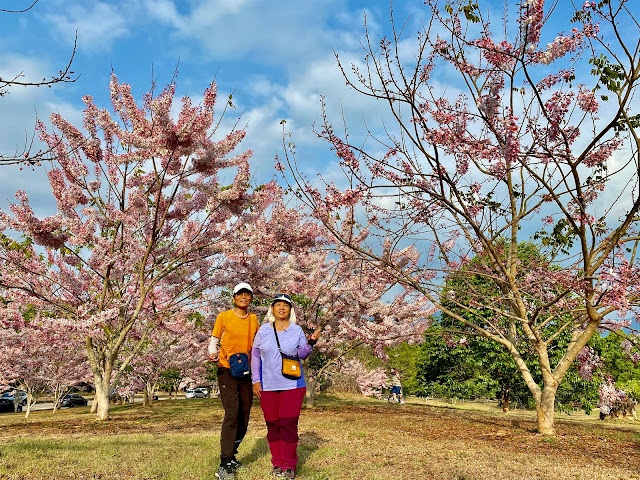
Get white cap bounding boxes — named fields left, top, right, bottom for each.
left=233, top=282, right=253, bottom=295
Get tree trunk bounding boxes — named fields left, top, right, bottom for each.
left=22, top=391, right=35, bottom=418
left=535, top=387, right=557, bottom=435
left=302, top=360, right=316, bottom=406
left=93, top=377, right=111, bottom=420
left=144, top=381, right=156, bottom=406
left=307, top=377, right=319, bottom=407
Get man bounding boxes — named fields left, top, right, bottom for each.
left=209, top=282, right=259, bottom=480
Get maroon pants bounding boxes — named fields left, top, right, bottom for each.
left=259, top=387, right=306, bottom=470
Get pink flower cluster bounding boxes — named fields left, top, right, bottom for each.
left=520, top=0, right=545, bottom=46
left=537, top=26, right=595, bottom=65
left=576, top=346, right=602, bottom=380
left=576, top=87, right=599, bottom=113
left=599, top=379, right=628, bottom=415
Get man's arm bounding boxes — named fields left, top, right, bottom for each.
left=208, top=336, right=220, bottom=361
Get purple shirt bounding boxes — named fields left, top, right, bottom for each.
left=251, top=322, right=313, bottom=391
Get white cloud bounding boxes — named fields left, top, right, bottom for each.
left=0, top=54, right=54, bottom=101
left=141, top=0, right=350, bottom=64
left=43, top=1, right=130, bottom=51
left=0, top=53, right=84, bottom=214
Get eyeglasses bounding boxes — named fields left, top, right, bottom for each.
left=234, top=291, right=253, bottom=298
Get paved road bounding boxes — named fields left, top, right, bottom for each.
left=2, top=395, right=195, bottom=414
left=30, top=401, right=94, bottom=411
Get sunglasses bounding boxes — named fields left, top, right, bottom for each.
left=273, top=293, right=292, bottom=303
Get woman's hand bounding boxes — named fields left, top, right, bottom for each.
left=252, top=382, right=262, bottom=399
left=310, top=328, right=321, bottom=342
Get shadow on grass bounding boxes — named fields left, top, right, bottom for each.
left=240, top=431, right=324, bottom=473
left=298, top=431, right=324, bottom=470
left=241, top=436, right=269, bottom=464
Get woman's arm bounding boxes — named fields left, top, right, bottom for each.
left=297, top=342, right=313, bottom=360
left=297, top=326, right=321, bottom=360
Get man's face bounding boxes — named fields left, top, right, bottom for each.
left=234, top=291, right=252, bottom=308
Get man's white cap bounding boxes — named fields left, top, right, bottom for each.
left=233, top=282, right=253, bottom=295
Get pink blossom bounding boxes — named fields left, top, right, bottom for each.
left=577, top=87, right=599, bottom=113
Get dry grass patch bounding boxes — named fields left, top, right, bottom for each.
left=0, top=395, right=638, bottom=480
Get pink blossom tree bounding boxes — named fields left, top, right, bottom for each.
left=125, top=318, right=210, bottom=405
left=0, top=75, right=278, bottom=420
left=282, top=0, right=640, bottom=434
left=0, top=325, right=47, bottom=417
left=42, top=335, right=92, bottom=414
left=0, top=320, right=90, bottom=417
left=340, top=359, right=390, bottom=399
left=291, top=235, right=435, bottom=405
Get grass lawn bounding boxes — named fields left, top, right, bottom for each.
left=0, top=394, right=638, bottom=480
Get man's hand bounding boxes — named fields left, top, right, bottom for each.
left=208, top=352, right=219, bottom=362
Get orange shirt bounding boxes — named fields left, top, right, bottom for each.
left=212, top=309, right=259, bottom=369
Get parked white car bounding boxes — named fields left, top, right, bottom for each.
left=185, top=388, right=206, bottom=399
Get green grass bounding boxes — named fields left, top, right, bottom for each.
left=0, top=395, right=638, bottom=480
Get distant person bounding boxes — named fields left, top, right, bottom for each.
left=208, top=282, right=259, bottom=480
left=251, top=293, right=321, bottom=479
left=390, top=369, right=405, bottom=404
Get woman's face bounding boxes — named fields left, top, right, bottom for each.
left=272, top=301, right=291, bottom=321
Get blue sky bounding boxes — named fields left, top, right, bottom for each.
left=2, top=1, right=640, bottom=332
left=0, top=0, right=427, bottom=213
left=1, top=0, right=639, bottom=221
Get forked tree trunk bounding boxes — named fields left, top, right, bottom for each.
left=144, top=381, right=156, bottom=406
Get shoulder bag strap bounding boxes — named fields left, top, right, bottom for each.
left=246, top=313, right=252, bottom=354
left=273, top=321, right=288, bottom=355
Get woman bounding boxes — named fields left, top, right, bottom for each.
left=251, top=293, right=321, bottom=479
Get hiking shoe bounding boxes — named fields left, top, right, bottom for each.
left=282, top=469, right=295, bottom=479
left=228, top=457, right=242, bottom=471
left=215, top=465, right=235, bottom=480
left=270, top=466, right=283, bottom=477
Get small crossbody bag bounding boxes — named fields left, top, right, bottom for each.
left=227, top=315, right=252, bottom=379
left=272, top=322, right=302, bottom=380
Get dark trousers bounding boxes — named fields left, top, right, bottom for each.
left=218, top=367, right=253, bottom=461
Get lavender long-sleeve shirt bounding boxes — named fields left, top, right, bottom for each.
left=251, top=322, right=313, bottom=391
